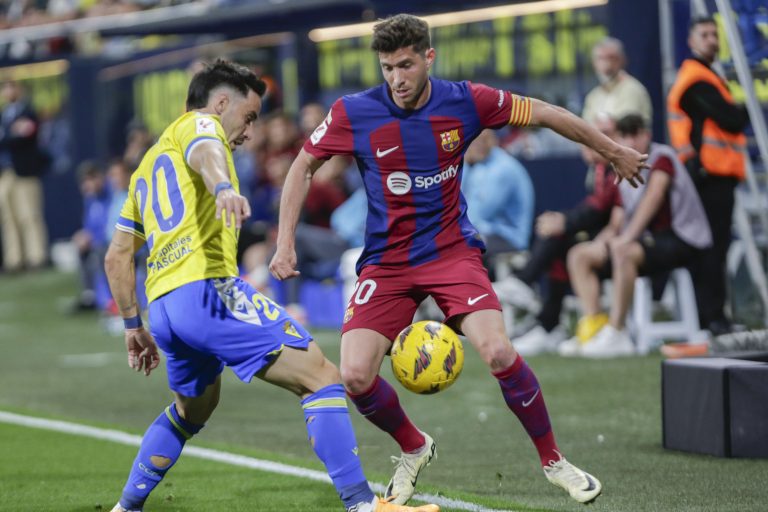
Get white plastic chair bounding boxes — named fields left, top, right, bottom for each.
left=630, top=267, right=707, bottom=354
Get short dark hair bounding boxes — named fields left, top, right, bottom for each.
left=616, top=113, right=647, bottom=136
left=108, top=157, right=129, bottom=171
left=185, top=59, right=266, bottom=110
left=371, top=14, right=431, bottom=54
left=689, top=16, right=716, bottom=33
left=77, top=160, right=102, bottom=181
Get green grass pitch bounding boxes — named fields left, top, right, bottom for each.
left=0, top=270, right=766, bottom=511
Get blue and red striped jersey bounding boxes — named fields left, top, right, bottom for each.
left=304, top=77, right=532, bottom=273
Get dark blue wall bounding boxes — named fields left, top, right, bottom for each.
left=608, top=0, right=664, bottom=138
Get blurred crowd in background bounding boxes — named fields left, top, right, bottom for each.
left=1, top=1, right=765, bottom=356
left=0, top=0, right=266, bottom=60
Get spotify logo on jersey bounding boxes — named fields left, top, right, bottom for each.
left=387, top=172, right=412, bottom=195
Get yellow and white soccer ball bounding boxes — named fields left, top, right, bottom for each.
left=390, top=320, right=464, bottom=394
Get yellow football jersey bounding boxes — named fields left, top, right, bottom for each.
left=116, top=111, right=239, bottom=302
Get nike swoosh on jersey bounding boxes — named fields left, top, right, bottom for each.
left=522, top=388, right=540, bottom=407
left=467, top=293, right=489, bottom=305
left=376, top=146, right=399, bottom=158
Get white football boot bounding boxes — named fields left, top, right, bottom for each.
left=384, top=433, right=436, bottom=505
left=543, top=457, right=602, bottom=503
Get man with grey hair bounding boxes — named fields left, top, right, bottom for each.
left=582, top=37, right=652, bottom=126
left=508, top=38, right=652, bottom=354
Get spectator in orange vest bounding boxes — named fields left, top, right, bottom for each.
left=667, top=16, right=749, bottom=335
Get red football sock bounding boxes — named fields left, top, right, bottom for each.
left=348, top=375, right=425, bottom=453
left=493, top=356, right=561, bottom=466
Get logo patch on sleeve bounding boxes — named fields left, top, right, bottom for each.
left=196, top=117, right=216, bottom=135
left=310, top=111, right=333, bottom=145
left=283, top=321, right=304, bottom=338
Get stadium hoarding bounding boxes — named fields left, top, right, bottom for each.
left=314, top=4, right=609, bottom=109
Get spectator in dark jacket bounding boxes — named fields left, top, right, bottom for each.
left=0, top=80, right=49, bottom=271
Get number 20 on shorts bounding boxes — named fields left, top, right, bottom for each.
left=351, top=279, right=377, bottom=305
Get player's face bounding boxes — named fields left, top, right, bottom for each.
left=617, top=129, right=651, bottom=154
left=379, top=46, right=435, bottom=110
left=220, top=90, right=262, bottom=150
left=1, top=81, right=20, bottom=103
left=108, top=162, right=131, bottom=191
left=689, top=22, right=719, bottom=63
left=79, top=173, right=104, bottom=197
left=592, top=46, right=623, bottom=84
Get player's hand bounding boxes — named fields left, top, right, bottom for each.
left=216, top=188, right=251, bottom=229
left=536, top=211, right=566, bottom=237
left=124, top=327, right=160, bottom=377
left=610, top=146, right=648, bottom=188
left=269, top=246, right=300, bottom=280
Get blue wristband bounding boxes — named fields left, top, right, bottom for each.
left=214, top=182, right=233, bottom=196
left=124, top=315, right=143, bottom=330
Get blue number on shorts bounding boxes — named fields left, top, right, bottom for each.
left=151, top=154, right=186, bottom=233
left=134, top=177, right=154, bottom=250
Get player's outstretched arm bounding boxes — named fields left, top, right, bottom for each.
left=105, top=230, right=160, bottom=376
left=269, top=148, right=325, bottom=280
left=188, top=139, right=251, bottom=228
left=528, top=98, right=648, bottom=187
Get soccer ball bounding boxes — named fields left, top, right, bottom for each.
left=390, top=320, right=464, bottom=394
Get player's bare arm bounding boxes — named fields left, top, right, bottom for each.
left=269, top=148, right=325, bottom=280
left=104, top=230, right=160, bottom=376
left=617, top=170, right=671, bottom=243
left=528, top=98, right=648, bottom=187
left=187, top=139, right=251, bottom=228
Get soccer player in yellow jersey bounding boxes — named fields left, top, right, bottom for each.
left=104, top=60, right=438, bottom=512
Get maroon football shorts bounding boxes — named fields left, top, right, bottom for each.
left=341, top=247, right=501, bottom=341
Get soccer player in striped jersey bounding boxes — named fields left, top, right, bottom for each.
left=270, top=14, right=648, bottom=506
left=105, top=59, right=438, bottom=512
